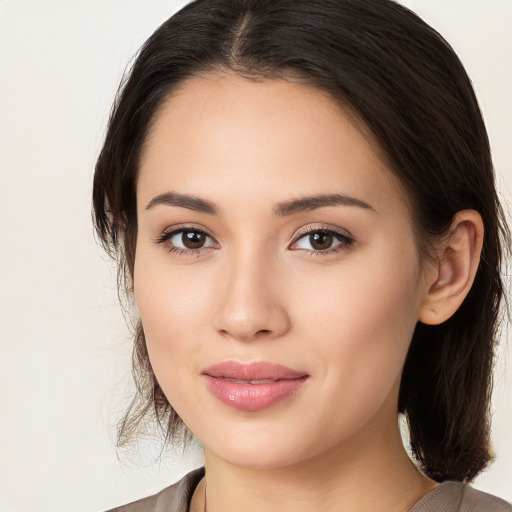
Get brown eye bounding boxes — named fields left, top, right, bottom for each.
left=155, top=226, right=217, bottom=255
left=309, top=232, right=334, bottom=251
left=292, top=227, right=354, bottom=256
left=181, top=230, right=207, bottom=249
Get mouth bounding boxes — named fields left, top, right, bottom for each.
left=214, top=377, right=286, bottom=384
left=202, top=361, right=309, bottom=411
left=202, top=360, right=308, bottom=380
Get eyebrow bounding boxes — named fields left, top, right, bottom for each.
left=145, top=191, right=376, bottom=216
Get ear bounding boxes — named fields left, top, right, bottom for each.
left=418, top=210, right=484, bottom=325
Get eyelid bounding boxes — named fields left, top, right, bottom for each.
left=155, top=223, right=216, bottom=240
left=292, top=223, right=354, bottom=242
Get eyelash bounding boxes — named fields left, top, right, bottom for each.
left=154, top=224, right=355, bottom=259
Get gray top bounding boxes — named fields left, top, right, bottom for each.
left=104, top=466, right=511, bottom=512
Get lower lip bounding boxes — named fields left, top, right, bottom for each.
left=204, top=375, right=309, bottom=411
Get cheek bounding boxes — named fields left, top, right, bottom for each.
left=133, top=243, right=219, bottom=398
left=134, top=244, right=241, bottom=439
left=296, top=245, right=421, bottom=425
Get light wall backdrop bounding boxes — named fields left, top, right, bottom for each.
left=0, top=1, right=510, bottom=511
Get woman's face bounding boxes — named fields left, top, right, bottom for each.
left=134, top=73, right=432, bottom=468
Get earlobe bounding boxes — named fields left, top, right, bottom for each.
left=418, top=210, right=484, bottom=326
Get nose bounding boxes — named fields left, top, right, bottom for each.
left=213, top=248, right=291, bottom=343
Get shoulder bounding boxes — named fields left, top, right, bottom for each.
left=411, top=480, right=512, bottom=512
left=102, top=466, right=205, bottom=512
left=459, top=483, right=512, bottom=512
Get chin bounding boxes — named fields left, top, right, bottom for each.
left=216, top=448, right=303, bottom=470
left=200, top=423, right=319, bottom=470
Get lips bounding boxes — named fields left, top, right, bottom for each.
left=203, top=360, right=307, bottom=380
left=202, top=361, right=309, bottom=411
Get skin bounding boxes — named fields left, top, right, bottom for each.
left=134, top=72, right=483, bottom=511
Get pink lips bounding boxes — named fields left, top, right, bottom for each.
left=202, top=361, right=309, bottom=411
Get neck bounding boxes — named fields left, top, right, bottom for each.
left=197, top=415, right=437, bottom=512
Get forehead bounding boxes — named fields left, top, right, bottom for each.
left=137, top=72, right=408, bottom=218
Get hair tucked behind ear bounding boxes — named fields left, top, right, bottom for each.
left=93, top=0, right=510, bottom=480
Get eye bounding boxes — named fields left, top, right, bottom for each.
left=154, top=226, right=218, bottom=257
left=154, top=224, right=354, bottom=258
left=291, top=226, right=354, bottom=257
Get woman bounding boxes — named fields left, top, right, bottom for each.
left=93, top=0, right=511, bottom=510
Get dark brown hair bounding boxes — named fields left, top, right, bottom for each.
left=93, top=0, right=510, bottom=482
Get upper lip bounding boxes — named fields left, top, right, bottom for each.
left=202, top=361, right=308, bottom=380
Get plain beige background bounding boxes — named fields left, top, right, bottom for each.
left=0, top=1, right=510, bottom=510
